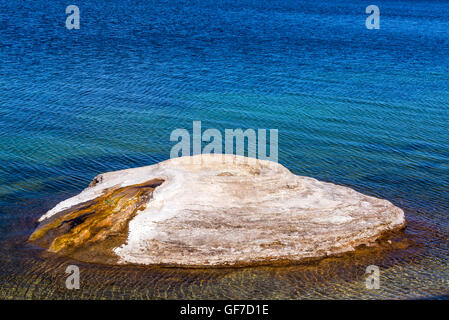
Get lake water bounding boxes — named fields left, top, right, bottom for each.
left=0, top=0, right=448, bottom=299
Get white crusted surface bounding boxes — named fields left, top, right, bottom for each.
left=38, top=154, right=405, bottom=266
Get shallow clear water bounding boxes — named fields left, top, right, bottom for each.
left=0, top=0, right=448, bottom=299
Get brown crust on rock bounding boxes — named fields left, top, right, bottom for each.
left=29, top=179, right=164, bottom=264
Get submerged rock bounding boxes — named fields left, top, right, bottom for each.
left=30, top=154, right=406, bottom=267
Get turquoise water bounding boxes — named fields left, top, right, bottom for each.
left=0, top=0, right=448, bottom=299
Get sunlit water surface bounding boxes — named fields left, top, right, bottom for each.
left=0, top=0, right=448, bottom=299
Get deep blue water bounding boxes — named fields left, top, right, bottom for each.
left=0, top=0, right=448, bottom=299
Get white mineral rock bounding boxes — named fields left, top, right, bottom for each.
left=36, top=154, right=405, bottom=266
